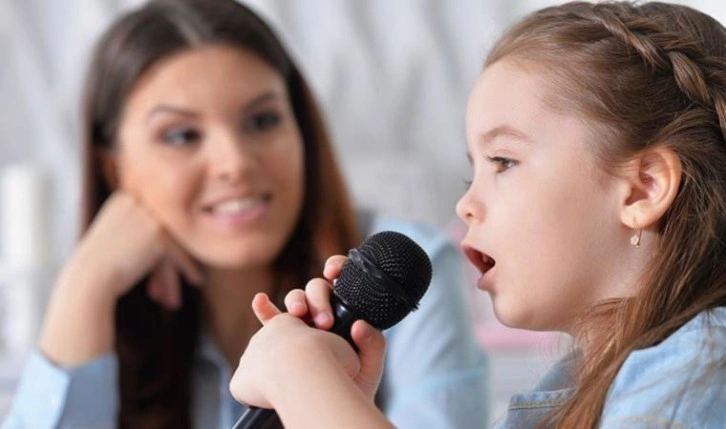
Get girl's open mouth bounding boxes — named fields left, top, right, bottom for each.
left=462, top=245, right=495, bottom=275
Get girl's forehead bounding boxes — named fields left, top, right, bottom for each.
left=467, top=63, right=550, bottom=128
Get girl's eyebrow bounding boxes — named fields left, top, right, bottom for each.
left=466, top=124, right=532, bottom=164
left=480, top=124, right=533, bottom=147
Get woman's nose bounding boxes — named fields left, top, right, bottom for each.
left=208, top=133, right=258, bottom=183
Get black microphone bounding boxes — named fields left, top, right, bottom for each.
left=232, top=231, right=433, bottom=429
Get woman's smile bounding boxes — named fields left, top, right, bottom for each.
left=201, top=193, right=272, bottom=228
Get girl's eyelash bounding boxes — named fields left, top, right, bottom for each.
left=462, top=179, right=473, bottom=190
left=485, top=156, right=518, bottom=172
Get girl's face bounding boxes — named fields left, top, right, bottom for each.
left=457, top=59, right=632, bottom=332
left=109, top=45, right=305, bottom=269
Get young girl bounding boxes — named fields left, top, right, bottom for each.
left=1, top=0, right=487, bottom=428
left=230, top=1, right=726, bottom=428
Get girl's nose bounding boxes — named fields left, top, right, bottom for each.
left=455, top=184, right=484, bottom=225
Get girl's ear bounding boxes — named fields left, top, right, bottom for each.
left=618, top=146, right=682, bottom=230
left=98, top=149, right=120, bottom=190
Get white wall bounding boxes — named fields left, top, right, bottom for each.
left=2, top=0, right=726, bottom=269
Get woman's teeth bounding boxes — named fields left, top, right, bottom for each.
left=211, top=197, right=263, bottom=214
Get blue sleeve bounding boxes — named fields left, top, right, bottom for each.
left=600, top=312, right=726, bottom=429
left=2, top=350, right=119, bottom=429
left=378, top=223, right=490, bottom=429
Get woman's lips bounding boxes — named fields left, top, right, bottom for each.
left=203, top=194, right=272, bottom=227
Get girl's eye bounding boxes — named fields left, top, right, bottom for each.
left=462, top=179, right=473, bottom=190
left=244, top=111, right=282, bottom=132
left=161, top=127, right=201, bottom=146
left=486, top=156, right=518, bottom=173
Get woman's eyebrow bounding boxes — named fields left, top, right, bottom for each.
left=145, top=91, right=282, bottom=123
left=146, top=105, right=199, bottom=123
left=241, top=91, right=281, bottom=114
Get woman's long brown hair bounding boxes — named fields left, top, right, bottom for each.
left=485, top=2, right=726, bottom=428
left=79, top=0, right=358, bottom=427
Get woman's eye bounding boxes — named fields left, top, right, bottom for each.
left=161, top=127, right=201, bottom=146
left=486, top=156, right=518, bottom=173
left=462, top=179, right=473, bottom=190
left=244, top=111, right=282, bottom=132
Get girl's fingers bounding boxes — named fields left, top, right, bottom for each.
left=284, top=288, right=309, bottom=317
left=252, top=293, right=282, bottom=325
left=304, top=278, right=335, bottom=329
left=323, top=255, right=348, bottom=280
left=166, top=239, right=205, bottom=287
left=350, top=320, right=387, bottom=397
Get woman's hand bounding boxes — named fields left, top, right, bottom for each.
left=230, top=292, right=386, bottom=409
left=38, top=192, right=205, bottom=365
left=71, top=192, right=205, bottom=307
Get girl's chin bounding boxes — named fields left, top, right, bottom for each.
left=491, top=299, right=534, bottom=330
left=493, top=305, right=559, bottom=332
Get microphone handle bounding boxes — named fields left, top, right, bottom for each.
left=232, top=408, right=280, bottom=429
left=231, top=292, right=361, bottom=428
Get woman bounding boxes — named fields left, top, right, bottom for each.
left=230, top=1, right=726, bottom=428
left=2, top=1, right=487, bottom=428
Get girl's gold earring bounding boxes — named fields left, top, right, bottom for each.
left=630, top=218, right=642, bottom=248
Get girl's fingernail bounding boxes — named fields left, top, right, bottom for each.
left=315, top=312, right=332, bottom=326
left=360, top=325, right=373, bottom=342
left=292, top=302, right=306, bottom=314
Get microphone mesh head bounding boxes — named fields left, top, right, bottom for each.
left=335, top=231, right=432, bottom=329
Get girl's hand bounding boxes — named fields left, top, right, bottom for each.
left=231, top=293, right=386, bottom=408
left=272, top=258, right=388, bottom=401
left=284, top=255, right=347, bottom=329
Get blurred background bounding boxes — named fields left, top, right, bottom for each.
left=1, top=0, right=725, bottom=421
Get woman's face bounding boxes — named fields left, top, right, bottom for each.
left=457, top=59, right=633, bottom=332
left=110, top=45, right=305, bottom=269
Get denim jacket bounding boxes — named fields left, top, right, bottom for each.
left=492, top=307, right=726, bottom=429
